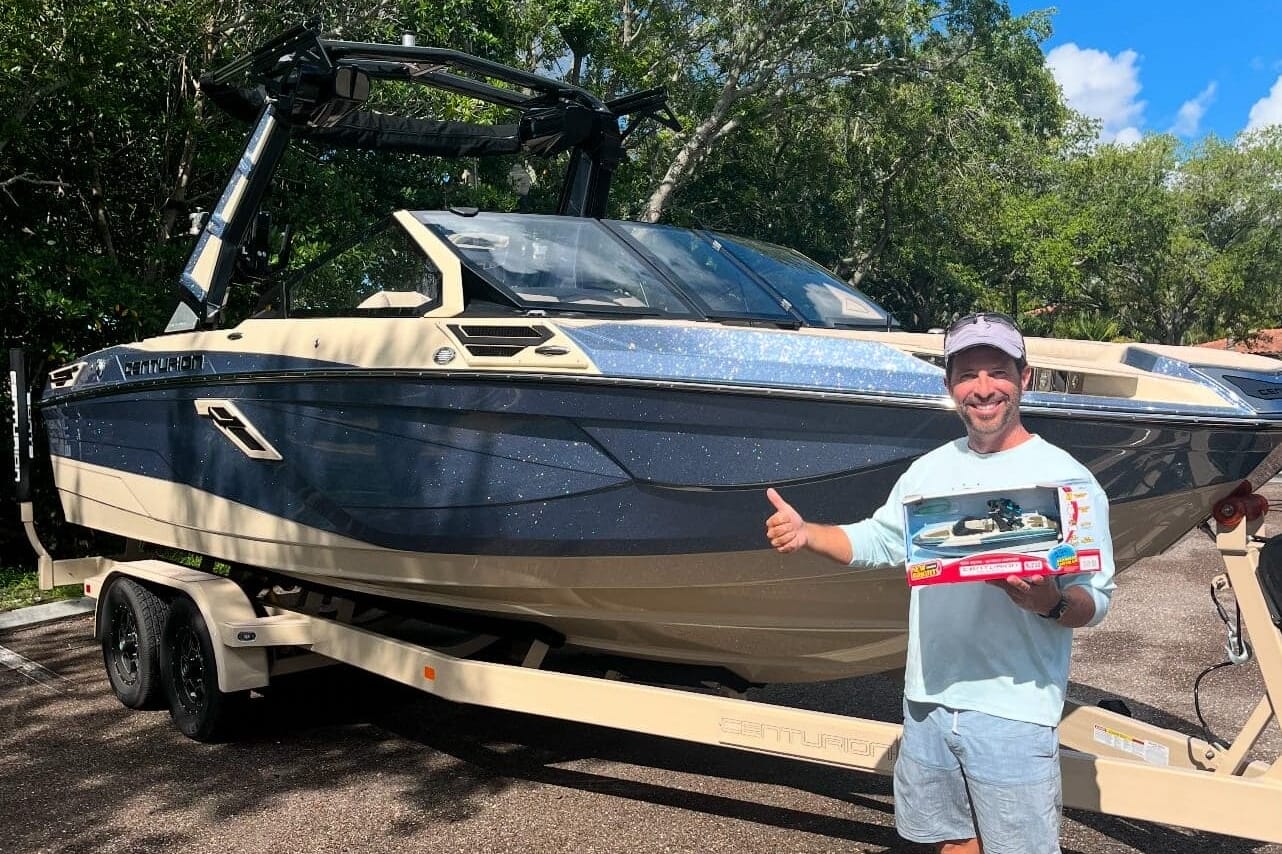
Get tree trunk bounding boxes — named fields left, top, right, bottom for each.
left=86, top=131, right=117, bottom=260
left=842, top=166, right=901, bottom=287
left=146, top=22, right=217, bottom=283
left=569, top=51, right=583, bottom=87
left=154, top=106, right=202, bottom=246
left=640, top=91, right=737, bottom=222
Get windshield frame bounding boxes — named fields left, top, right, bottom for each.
left=259, top=215, right=448, bottom=319
left=416, top=211, right=705, bottom=320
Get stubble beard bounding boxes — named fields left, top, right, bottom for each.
left=958, top=393, right=1021, bottom=440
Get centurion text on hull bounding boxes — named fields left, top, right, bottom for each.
left=32, top=26, right=1282, bottom=685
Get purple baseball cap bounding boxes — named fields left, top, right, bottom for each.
left=943, top=312, right=1026, bottom=361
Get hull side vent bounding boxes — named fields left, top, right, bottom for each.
left=48, top=362, right=86, bottom=389
left=194, top=399, right=283, bottom=461
left=447, top=324, right=552, bottom=358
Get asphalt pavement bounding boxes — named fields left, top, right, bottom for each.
left=3, top=494, right=1281, bottom=854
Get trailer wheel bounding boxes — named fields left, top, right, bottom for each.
left=160, top=596, right=247, bottom=742
left=100, top=578, right=168, bottom=710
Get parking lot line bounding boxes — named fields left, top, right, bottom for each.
left=0, top=642, right=72, bottom=694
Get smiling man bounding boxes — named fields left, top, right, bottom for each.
left=765, top=312, right=1116, bottom=854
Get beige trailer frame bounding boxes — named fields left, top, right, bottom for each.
left=27, top=506, right=1282, bottom=845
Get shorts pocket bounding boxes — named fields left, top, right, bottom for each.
left=959, top=713, right=1058, bottom=785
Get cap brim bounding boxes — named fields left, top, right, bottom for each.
left=943, top=323, right=1026, bottom=361
left=947, top=340, right=1025, bottom=360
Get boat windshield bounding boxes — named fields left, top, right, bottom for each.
left=414, top=211, right=896, bottom=327
left=416, top=212, right=695, bottom=316
left=710, top=233, right=894, bottom=328
left=606, top=221, right=795, bottom=322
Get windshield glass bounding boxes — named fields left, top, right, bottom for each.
left=281, top=218, right=442, bottom=317
left=608, top=221, right=793, bottom=321
left=711, top=233, right=893, bottom=328
left=416, top=212, right=693, bottom=316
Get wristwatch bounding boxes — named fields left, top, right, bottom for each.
left=1040, top=596, right=1070, bottom=620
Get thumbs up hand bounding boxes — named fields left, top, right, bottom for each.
left=765, top=487, right=808, bottom=553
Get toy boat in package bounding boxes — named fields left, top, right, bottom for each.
left=902, top=482, right=1103, bottom=586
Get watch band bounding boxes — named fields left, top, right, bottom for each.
left=1040, top=596, right=1069, bottom=620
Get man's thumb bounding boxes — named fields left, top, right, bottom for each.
left=766, top=487, right=791, bottom=512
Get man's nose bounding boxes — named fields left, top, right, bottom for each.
left=973, top=372, right=995, bottom=395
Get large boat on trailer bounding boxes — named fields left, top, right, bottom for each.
left=33, top=25, right=1282, bottom=686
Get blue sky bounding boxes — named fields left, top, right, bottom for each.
left=1010, top=2, right=1282, bottom=142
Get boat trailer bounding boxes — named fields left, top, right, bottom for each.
left=10, top=353, right=1282, bottom=844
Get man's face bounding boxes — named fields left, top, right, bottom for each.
left=946, top=346, right=1030, bottom=439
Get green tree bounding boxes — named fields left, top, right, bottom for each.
left=1053, top=132, right=1282, bottom=345
left=653, top=3, right=1069, bottom=329
left=621, top=0, right=926, bottom=223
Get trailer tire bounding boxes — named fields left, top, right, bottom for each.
left=101, top=578, right=168, bottom=710
left=160, top=596, right=247, bottom=742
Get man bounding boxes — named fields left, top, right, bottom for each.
left=765, top=312, right=1115, bottom=854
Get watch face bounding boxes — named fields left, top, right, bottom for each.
left=1043, top=596, right=1068, bottom=619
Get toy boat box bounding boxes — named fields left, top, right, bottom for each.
left=902, top=481, right=1103, bottom=586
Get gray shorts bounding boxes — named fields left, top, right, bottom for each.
left=894, top=699, right=1062, bottom=854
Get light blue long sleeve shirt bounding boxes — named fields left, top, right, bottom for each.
left=841, top=435, right=1115, bottom=726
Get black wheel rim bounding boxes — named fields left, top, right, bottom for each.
left=170, top=623, right=206, bottom=713
left=107, top=601, right=140, bottom=686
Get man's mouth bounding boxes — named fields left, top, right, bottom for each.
left=966, top=399, right=1007, bottom=417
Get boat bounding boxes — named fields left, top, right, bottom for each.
left=32, top=26, right=1282, bottom=686
left=912, top=510, right=1060, bottom=557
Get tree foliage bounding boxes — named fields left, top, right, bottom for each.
left=6, top=0, right=1282, bottom=353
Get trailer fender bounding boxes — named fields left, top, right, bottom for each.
left=87, top=560, right=272, bottom=693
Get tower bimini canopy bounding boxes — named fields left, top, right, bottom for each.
left=169, top=21, right=680, bottom=332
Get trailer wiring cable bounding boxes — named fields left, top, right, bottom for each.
left=1193, top=570, right=1252, bottom=750
left=1193, top=660, right=1235, bottom=751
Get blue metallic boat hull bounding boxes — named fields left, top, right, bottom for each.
left=40, top=362, right=1282, bottom=682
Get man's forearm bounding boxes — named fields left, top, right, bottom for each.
left=803, top=523, right=854, bottom=565
left=1053, top=585, right=1097, bottom=628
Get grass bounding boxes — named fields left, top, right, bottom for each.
left=0, top=549, right=231, bottom=613
left=0, top=566, right=83, bottom=612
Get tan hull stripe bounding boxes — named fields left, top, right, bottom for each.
left=50, top=457, right=909, bottom=683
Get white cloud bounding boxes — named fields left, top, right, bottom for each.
left=1247, top=76, right=1282, bottom=131
left=1113, top=127, right=1143, bottom=147
left=1170, top=82, right=1217, bottom=137
left=1046, top=43, right=1146, bottom=143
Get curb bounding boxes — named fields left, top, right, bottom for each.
left=0, top=597, right=95, bottom=631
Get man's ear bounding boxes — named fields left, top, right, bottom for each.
left=1021, top=363, right=1033, bottom=390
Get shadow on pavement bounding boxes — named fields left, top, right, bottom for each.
left=2, top=599, right=1278, bottom=854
